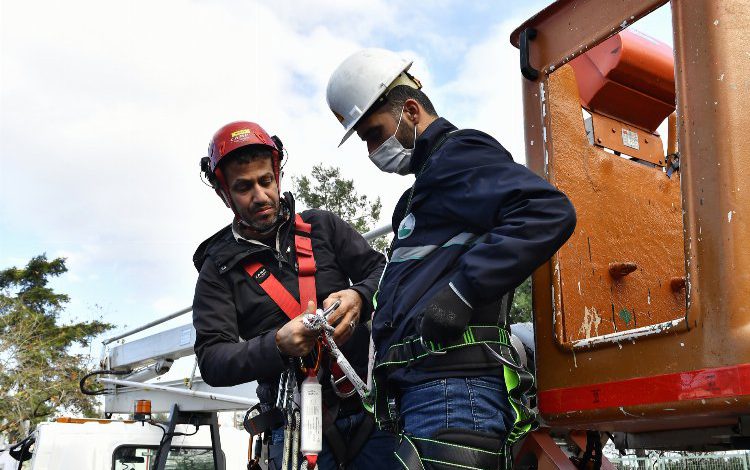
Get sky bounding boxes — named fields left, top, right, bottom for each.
left=0, top=1, right=674, bottom=353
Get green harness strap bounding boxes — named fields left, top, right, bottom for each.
left=367, top=324, right=537, bottom=467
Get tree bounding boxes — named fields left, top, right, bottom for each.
left=0, top=255, right=113, bottom=442
left=509, top=277, right=532, bottom=324
left=293, top=164, right=391, bottom=252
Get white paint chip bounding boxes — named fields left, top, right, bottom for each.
left=714, top=19, right=720, bottom=26
left=579, top=306, right=602, bottom=339
left=728, top=211, right=734, bottom=223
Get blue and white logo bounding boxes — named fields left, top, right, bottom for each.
left=398, top=213, right=415, bottom=239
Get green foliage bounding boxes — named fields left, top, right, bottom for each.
left=0, top=255, right=113, bottom=442
left=293, top=164, right=391, bottom=252
left=509, top=276, right=532, bottom=324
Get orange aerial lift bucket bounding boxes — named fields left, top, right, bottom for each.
left=510, top=0, right=750, bottom=454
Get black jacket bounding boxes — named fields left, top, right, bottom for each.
left=192, top=193, right=385, bottom=404
left=376, top=118, right=577, bottom=385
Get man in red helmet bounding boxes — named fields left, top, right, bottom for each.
left=192, top=121, right=397, bottom=469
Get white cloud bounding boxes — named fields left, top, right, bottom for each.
left=431, top=19, right=527, bottom=163
left=1, top=0, right=549, bottom=330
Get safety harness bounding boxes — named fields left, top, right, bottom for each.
left=243, top=214, right=350, bottom=390
left=370, top=129, right=538, bottom=469
left=244, top=214, right=318, bottom=314
left=370, top=322, right=537, bottom=469
left=241, top=213, right=374, bottom=469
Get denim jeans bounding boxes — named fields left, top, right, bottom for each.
left=398, top=375, right=515, bottom=440
left=268, top=410, right=398, bottom=470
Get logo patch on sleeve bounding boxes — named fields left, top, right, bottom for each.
left=398, top=213, right=415, bottom=239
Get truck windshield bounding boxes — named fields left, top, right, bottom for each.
left=112, top=445, right=214, bottom=470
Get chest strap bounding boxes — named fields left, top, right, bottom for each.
left=243, top=213, right=317, bottom=318
left=242, top=214, right=360, bottom=400
left=294, top=214, right=317, bottom=311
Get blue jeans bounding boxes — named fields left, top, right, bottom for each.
left=399, top=375, right=515, bottom=439
left=268, top=410, right=398, bottom=470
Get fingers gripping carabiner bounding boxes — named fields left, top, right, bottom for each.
left=300, top=301, right=370, bottom=400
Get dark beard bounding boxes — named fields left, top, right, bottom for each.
left=239, top=203, right=284, bottom=236
left=241, top=216, right=277, bottom=233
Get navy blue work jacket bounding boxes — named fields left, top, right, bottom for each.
left=373, top=118, right=576, bottom=385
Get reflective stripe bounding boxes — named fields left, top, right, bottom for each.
left=389, top=232, right=483, bottom=263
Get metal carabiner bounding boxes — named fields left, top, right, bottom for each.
left=321, top=299, right=341, bottom=320
left=302, top=300, right=341, bottom=332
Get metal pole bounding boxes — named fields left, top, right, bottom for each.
left=103, top=225, right=389, bottom=347
left=102, top=306, right=193, bottom=345
left=98, top=377, right=258, bottom=406
left=209, top=411, right=225, bottom=470
left=154, top=404, right=179, bottom=470
left=187, top=357, right=199, bottom=390
left=362, top=224, right=391, bottom=242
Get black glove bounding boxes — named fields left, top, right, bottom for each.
left=419, top=284, right=473, bottom=345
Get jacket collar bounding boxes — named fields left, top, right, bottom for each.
left=409, top=117, right=458, bottom=174
left=193, top=192, right=296, bottom=272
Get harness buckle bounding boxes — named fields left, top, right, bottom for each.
left=330, top=372, right=357, bottom=398
left=482, top=342, right=521, bottom=370
left=420, top=336, right=447, bottom=356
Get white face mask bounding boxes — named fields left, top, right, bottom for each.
left=368, top=107, right=417, bottom=175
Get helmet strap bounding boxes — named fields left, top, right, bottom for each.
left=213, top=167, right=239, bottom=216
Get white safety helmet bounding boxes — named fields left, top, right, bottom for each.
left=326, top=48, right=421, bottom=146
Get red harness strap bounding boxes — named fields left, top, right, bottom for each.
left=242, top=213, right=355, bottom=401
left=294, top=214, right=317, bottom=311
left=243, top=214, right=317, bottom=319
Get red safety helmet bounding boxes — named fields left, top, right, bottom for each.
left=201, top=121, right=284, bottom=211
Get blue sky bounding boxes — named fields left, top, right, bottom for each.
left=0, top=1, right=673, bottom=350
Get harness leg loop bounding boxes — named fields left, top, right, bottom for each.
left=395, top=429, right=506, bottom=470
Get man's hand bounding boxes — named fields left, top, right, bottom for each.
left=420, top=284, right=473, bottom=345
left=275, top=301, right=319, bottom=356
left=323, top=289, right=363, bottom=345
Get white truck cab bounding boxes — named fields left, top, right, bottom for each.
left=21, top=418, right=250, bottom=470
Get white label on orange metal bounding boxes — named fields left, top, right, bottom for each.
left=622, top=129, right=640, bottom=150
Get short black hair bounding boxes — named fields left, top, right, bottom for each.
left=385, top=85, right=438, bottom=118
left=218, top=145, right=274, bottom=173
left=203, top=145, right=274, bottom=188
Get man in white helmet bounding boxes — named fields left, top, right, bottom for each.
left=326, top=49, right=577, bottom=469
